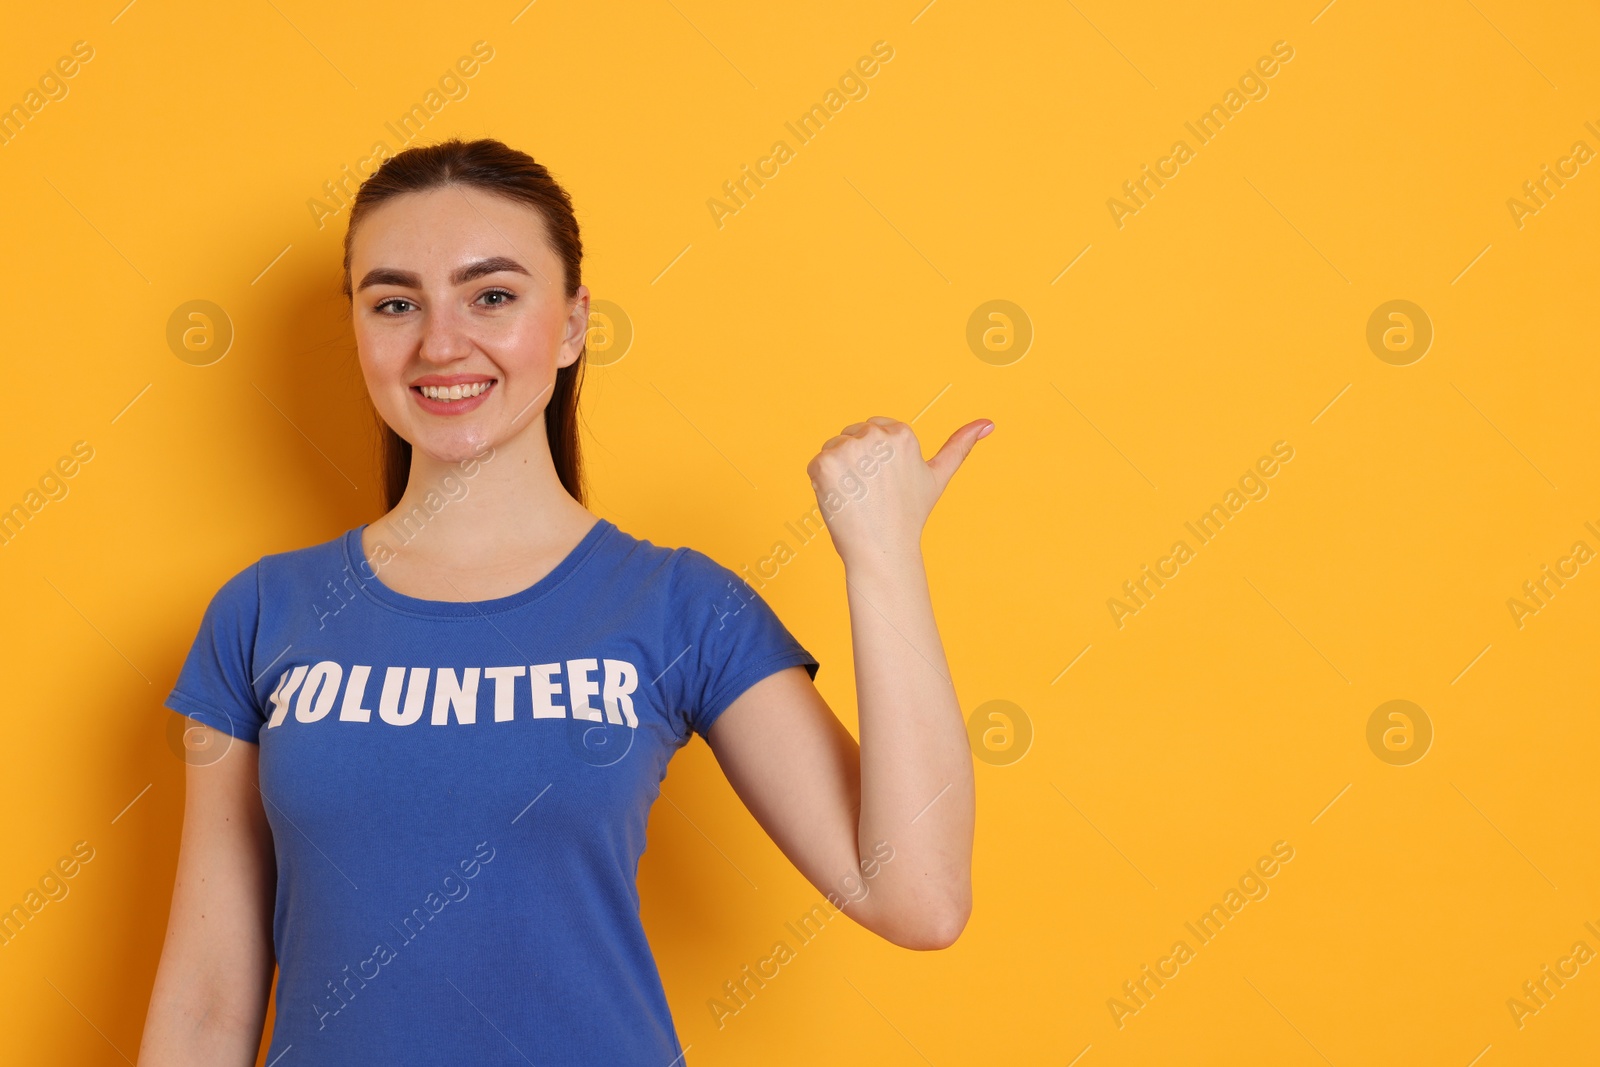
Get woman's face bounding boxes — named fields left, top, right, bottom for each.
left=349, top=185, right=588, bottom=465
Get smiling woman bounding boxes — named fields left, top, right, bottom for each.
left=338, top=145, right=588, bottom=518
left=142, top=137, right=985, bottom=1067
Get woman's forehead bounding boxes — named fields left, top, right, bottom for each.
left=353, top=187, right=555, bottom=268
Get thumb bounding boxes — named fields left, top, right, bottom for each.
left=927, top=418, right=994, bottom=495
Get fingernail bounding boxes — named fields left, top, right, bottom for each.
left=976, top=421, right=995, bottom=439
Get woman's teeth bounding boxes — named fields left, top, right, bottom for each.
left=419, top=382, right=493, bottom=401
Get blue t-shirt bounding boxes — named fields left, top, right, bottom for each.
left=164, top=517, right=819, bottom=1065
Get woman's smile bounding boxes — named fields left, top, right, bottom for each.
left=410, top=373, right=499, bottom=415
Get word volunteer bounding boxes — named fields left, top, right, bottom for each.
left=266, top=659, right=644, bottom=731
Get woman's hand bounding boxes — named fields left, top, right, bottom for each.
left=806, top=416, right=993, bottom=569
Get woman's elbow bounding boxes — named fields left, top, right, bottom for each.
left=916, top=901, right=972, bottom=950
left=869, top=896, right=971, bottom=951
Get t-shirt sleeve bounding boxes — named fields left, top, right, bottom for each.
left=165, top=561, right=267, bottom=744
left=669, top=548, right=819, bottom=742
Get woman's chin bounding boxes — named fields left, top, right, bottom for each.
left=408, top=427, right=502, bottom=466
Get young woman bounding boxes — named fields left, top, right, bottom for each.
left=139, top=138, right=987, bottom=1066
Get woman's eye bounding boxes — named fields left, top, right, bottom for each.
left=374, top=290, right=512, bottom=314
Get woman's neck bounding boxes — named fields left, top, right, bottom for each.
left=364, top=421, right=598, bottom=599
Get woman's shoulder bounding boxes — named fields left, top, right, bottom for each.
left=605, top=520, right=743, bottom=593
left=198, top=526, right=354, bottom=606
left=253, top=526, right=354, bottom=582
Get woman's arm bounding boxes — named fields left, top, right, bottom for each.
left=139, top=724, right=276, bottom=1064
left=705, top=417, right=991, bottom=949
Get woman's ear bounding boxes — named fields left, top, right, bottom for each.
left=558, top=285, right=591, bottom=368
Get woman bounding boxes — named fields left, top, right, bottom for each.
left=139, top=138, right=986, bottom=1065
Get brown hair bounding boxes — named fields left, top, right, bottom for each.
left=340, top=137, right=586, bottom=511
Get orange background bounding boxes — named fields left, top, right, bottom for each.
left=1, top=1, right=1597, bottom=1064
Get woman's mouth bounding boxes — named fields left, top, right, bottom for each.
left=411, top=378, right=497, bottom=415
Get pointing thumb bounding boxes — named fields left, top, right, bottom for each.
left=928, top=419, right=993, bottom=495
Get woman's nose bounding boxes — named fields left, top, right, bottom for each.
left=418, top=302, right=473, bottom=362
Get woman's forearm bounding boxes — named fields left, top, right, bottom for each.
left=846, top=547, right=975, bottom=949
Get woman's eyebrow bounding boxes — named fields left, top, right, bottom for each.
left=356, top=256, right=531, bottom=292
